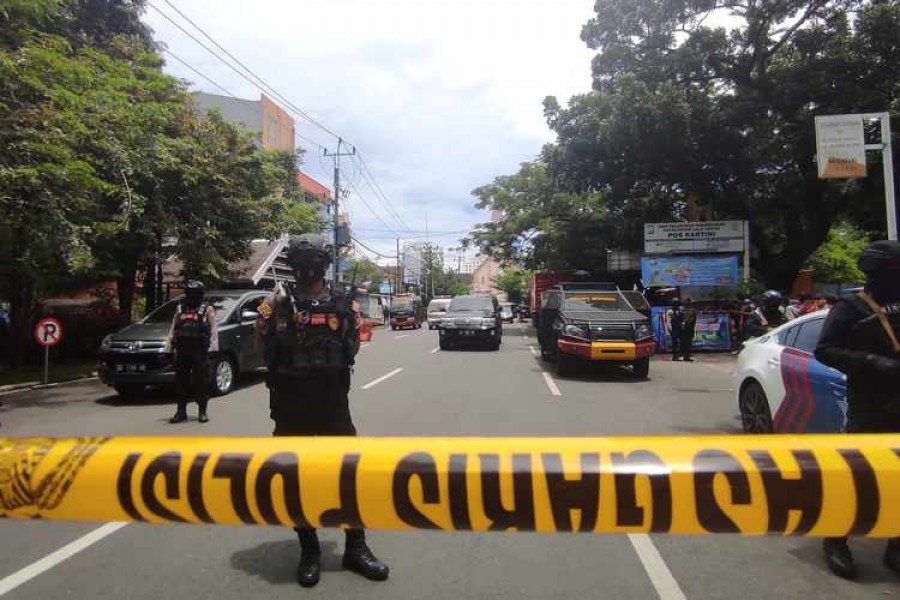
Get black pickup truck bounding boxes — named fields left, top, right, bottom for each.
left=536, top=283, right=655, bottom=378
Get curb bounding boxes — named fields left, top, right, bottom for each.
left=0, top=374, right=99, bottom=396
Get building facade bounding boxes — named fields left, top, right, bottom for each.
left=192, top=92, right=295, bottom=152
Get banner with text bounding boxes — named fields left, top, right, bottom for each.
left=641, top=255, right=740, bottom=288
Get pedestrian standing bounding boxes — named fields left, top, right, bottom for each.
left=680, top=297, right=697, bottom=362
left=666, top=299, right=684, bottom=360
left=255, top=234, right=389, bottom=588
left=815, top=240, right=900, bottom=580
left=166, top=280, right=217, bottom=424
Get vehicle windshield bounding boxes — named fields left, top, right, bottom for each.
left=143, top=296, right=240, bottom=324
left=427, top=300, right=449, bottom=313
left=392, top=301, right=413, bottom=312
left=563, top=292, right=633, bottom=311
left=448, top=296, right=493, bottom=312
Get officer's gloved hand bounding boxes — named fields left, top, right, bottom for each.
left=866, top=354, right=900, bottom=376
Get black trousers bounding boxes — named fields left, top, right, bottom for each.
left=680, top=327, right=695, bottom=359
left=175, top=346, right=209, bottom=414
left=671, top=327, right=683, bottom=357
left=271, top=370, right=361, bottom=547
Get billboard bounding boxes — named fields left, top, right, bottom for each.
left=651, top=307, right=732, bottom=351
left=641, top=255, right=740, bottom=288
left=815, top=114, right=866, bottom=179
left=644, top=221, right=746, bottom=254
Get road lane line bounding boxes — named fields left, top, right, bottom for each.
left=394, top=334, right=410, bottom=340
left=361, top=368, right=403, bottom=390
left=627, top=534, right=687, bottom=600
left=0, top=522, right=128, bottom=596
left=696, top=362, right=734, bottom=375
left=541, top=372, right=562, bottom=397
left=430, top=347, right=440, bottom=354
left=528, top=345, right=539, bottom=357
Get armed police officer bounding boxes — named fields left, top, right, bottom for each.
left=255, top=234, right=389, bottom=588
left=743, top=290, right=786, bottom=339
left=166, top=280, right=217, bottom=424
left=815, top=240, right=900, bottom=580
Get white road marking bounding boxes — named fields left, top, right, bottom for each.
left=361, top=368, right=403, bottom=390
left=541, top=372, right=562, bottom=397
left=430, top=347, right=440, bottom=354
left=394, top=334, right=410, bottom=340
left=0, top=522, right=128, bottom=596
left=627, top=534, right=687, bottom=600
left=528, top=345, right=539, bottom=356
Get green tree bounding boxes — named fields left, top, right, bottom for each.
left=494, top=268, right=530, bottom=304
left=806, top=222, right=870, bottom=284
left=343, top=256, right=382, bottom=291
left=474, top=1, right=900, bottom=288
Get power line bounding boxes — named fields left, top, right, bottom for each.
left=154, top=0, right=342, bottom=141
left=351, top=235, right=397, bottom=259
left=150, top=0, right=412, bottom=242
left=162, top=48, right=234, bottom=97
left=353, top=154, right=412, bottom=232
left=346, top=179, right=402, bottom=237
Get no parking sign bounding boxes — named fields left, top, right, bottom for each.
left=34, top=317, right=63, bottom=347
left=34, top=317, right=63, bottom=384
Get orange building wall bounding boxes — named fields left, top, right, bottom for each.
left=261, top=94, right=296, bottom=151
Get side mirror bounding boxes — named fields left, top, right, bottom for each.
left=241, top=310, right=259, bottom=322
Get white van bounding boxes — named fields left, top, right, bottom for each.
left=426, top=298, right=452, bottom=330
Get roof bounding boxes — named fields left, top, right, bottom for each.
left=161, top=237, right=292, bottom=287
left=296, top=173, right=331, bottom=200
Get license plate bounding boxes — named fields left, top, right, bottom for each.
left=116, top=364, right=146, bottom=373
left=461, top=330, right=474, bottom=336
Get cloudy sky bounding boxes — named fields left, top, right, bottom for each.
left=142, top=0, right=596, bottom=262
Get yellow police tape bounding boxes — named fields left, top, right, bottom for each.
left=2, top=435, right=899, bottom=537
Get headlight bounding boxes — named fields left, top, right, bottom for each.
left=563, top=324, right=589, bottom=340
left=100, top=334, right=113, bottom=352
left=635, top=323, right=653, bottom=340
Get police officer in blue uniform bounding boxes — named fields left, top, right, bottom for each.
left=256, top=234, right=389, bottom=588
left=167, top=280, right=217, bottom=424
left=816, top=240, right=900, bottom=579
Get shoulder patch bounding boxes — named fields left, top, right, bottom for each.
left=258, top=301, right=273, bottom=319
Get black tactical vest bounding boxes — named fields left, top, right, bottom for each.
left=174, top=304, right=211, bottom=348
left=270, top=292, right=352, bottom=376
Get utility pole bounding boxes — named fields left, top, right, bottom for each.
left=396, top=238, right=402, bottom=295
left=324, top=138, right=356, bottom=285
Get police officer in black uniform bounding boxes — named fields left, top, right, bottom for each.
left=255, top=234, right=389, bottom=588
left=815, top=240, right=900, bottom=580
left=743, top=290, right=786, bottom=339
left=167, top=280, right=217, bottom=424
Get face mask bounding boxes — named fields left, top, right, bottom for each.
left=868, top=269, right=900, bottom=304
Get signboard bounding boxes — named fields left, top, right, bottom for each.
left=644, top=221, right=746, bottom=254
left=641, top=255, right=740, bottom=288
left=34, top=317, right=63, bottom=347
left=815, top=114, right=866, bottom=179
left=651, top=307, right=732, bottom=351
left=378, top=282, right=394, bottom=295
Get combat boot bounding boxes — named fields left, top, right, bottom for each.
left=295, top=528, right=321, bottom=587
left=884, top=538, right=900, bottom=578
left=343, top=529, right=389, bottom=581
left=824, top=537, right=857, bottom=580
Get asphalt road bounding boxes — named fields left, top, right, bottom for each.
left=0, top=324, right=896, bottom=599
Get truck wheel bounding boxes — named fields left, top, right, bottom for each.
left=632, top=357, right=650, bottom=379
left=556, top=351, right=576, bottom=378
left=439, top=338, right=450, bottom=351
left=114, top=384, right=145, bottom=399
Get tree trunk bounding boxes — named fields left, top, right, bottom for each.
left=144, top=262, right=157, bottom=314
left=117, top=263, right=137, bottom=323
left=6, top=278, right=35, bottom=369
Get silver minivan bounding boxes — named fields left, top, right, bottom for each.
left=426, top=298, right=452, bottom=330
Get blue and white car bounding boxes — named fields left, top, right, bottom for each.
left=735, top=310, right=848, bottom=434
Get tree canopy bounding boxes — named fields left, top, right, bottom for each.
left=472, top=0, right=900, bottom=289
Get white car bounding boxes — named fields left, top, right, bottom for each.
left=734, top=310, right=847, bottom=434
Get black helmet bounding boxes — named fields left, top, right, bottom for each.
left=858, top=240, right=900, bottom=274
left=184, top=280, right=204, bottom=307
left=287, top=233, right=333, bottom=283
left=760, top=290, right=783, bottom=307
